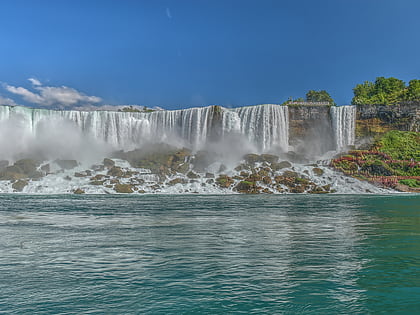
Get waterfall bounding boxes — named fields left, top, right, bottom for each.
left=0, top=104, right=289, bottom=157
left=330, top=105, right=356, bottom=151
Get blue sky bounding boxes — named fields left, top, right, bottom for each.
left=0, top=0, right=419, bottom=110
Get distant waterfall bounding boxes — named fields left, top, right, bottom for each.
left=330, top=105, right=356, bottom=151
left=0, top=104, right=289, bottom=154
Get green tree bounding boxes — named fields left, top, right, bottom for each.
left=405, top=79, right=420, bottom=101
left=305, top=90, right=335, bottom=104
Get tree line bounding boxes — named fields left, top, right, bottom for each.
left=285, top=76, right=420, bottom=106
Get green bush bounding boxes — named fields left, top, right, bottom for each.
left=399, top=179, right=420, bottom=188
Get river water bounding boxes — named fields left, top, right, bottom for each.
left=0, top=194, right=419, bottom=314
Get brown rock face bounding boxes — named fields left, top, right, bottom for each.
left=114, top=184, right=134, bottom=193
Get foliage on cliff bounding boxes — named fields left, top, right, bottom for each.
left=331, top=131, right=420, bottom=190
left=284, top=90, right=335, bottom=105
left=375, top=130, right=420, bottom=161
left=352, top=77, right=420, bottom=105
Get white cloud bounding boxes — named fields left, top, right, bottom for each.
left=28, top=78, right=42, bottom=86
left=0, top=95, right=18, bottom=106
left=3, top=79, right=102, bottom=108
left=166, top=7, right=172, bottom=19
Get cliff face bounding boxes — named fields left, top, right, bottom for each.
left=355, top=103, right=420, bottom=148
left=288, top=103, right=419, bottom=150
left=288, top=106, right=334, bottom=152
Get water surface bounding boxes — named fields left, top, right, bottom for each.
left=0, top=194, right=419, bottom=314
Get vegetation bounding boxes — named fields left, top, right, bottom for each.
left=330, top=131, right=420, bottom=190
left=352, top=77, right=420, bottom=105
left=375, top=130, right=420, bottom=161
left=284, top=90, right=335, bottom=105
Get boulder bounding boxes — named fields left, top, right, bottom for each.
left=73, top=188, right=85, bottom=194
left=107, top=166, right=124, bottom=177
left=244, top=154, right=260, bottom=165
left=114, top=183, right=134, bottom=193
left=271, top=161, right=292, bottom=171
left=103, top=158, right=115, bottom=168
left=186, top=171, right=199, bottom=179
left=12, top=179, right=28, bottom=192
left=313, top=167, right=324, bottom=176
left=260, top=154, right=279, bottom=163
left=215, top=175, right=234, bottom=188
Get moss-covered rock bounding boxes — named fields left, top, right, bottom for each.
left=215, top=175, right=234, bottom=188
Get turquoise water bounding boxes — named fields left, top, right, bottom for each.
left=0, top=194, right=419, bottom=314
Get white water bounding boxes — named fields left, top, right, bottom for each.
left=0, top=104, right=289, bottom=160
left=331, top=105, right=356, bottom=151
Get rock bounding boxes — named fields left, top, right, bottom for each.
left=0, top=166, right=26, bottom=180
left=186, top=171, right=199, bottom=179
left=271, top=161, right=292, bottom=171
left=244, top=154, right=260, bottom=165
left=73, top=188, right=85, bottom=194
left=64, top=176, right=72, bottom=181
left=107, top=166, right=124, bottom=177
left=90, top=180, right=105, bottom=186
left=12, top=179, right=28, bottom=192
left=168, top=178, right=188, bottom=186
left=103, top=158, right=115, bottom=168
left=260, top=154, right=279, bottom=163
left=215, top=175, right=234, bottom=188
left=40, top=163, right=50, bottom=173
left=55, top=159, right=78, bottom=170
left=313, top=167, right=324, bottom=176
left=91, top=174, right=105, bottom=181
left=114, top=183, right=134, bottom=193
left=262, top=188, right=273, bottom=194
left=14, top=159, right=40, bottom=174
left=262, top=176, right=272, bottom=184
left=205, top=172, right=214, bottom=178
left=235, top=180, right=255, bottom=193
left=283, top=170, right=299, bottom=178
left=74, top=172, right=88, bottom=177
left=290, top=186, right=305, bottom=193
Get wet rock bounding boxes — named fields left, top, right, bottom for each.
left=262, top=176, right=272, bottom=184
left=73, top=188, right=85, bottom=194
left=12, top=179, right=28, bottom=192
left=313, top=167, right=324, bottom=176
left=168, top=178, right=188, bottom=186
left=244, top=154, right=260, bottom=165
left=205, top=172, right=215, bottom=178
left=0, top=166, right=26, bottom=180
left=114, top=183, right=134, bottom=193
left=14, top=159, right=40, bottom=174
left=90, top=180, right=105, bottom=186
left=290, top=186, right=305, bottom=193
left=235, top=180, right=256, bottom=193
left=239, top=171, right=249, bottom=178
left=55, top=159, right=78, bottom=170
left=40, top=163, right=50, bottom=173
left=74, top=172, right=88, bottom=177
left=271, top=161, right=292, bottom=171
left=262, top=188, right=273, bottom=194
left=206, top=178, right=214, bottom=184
left=260, top=154, right=279, bottom=164
left=103, top=158, right=115, bottom=168
left=64, top=175, right=72, bottom=181
left=283, top=170, right=299, bottom=178
left=186, top=171, right=199, bottom=179
left=107, top=166, right=124, bottom=177
left=215, top=175, right=234, bottom=188
left=91, top=174, right=105, bottom=181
